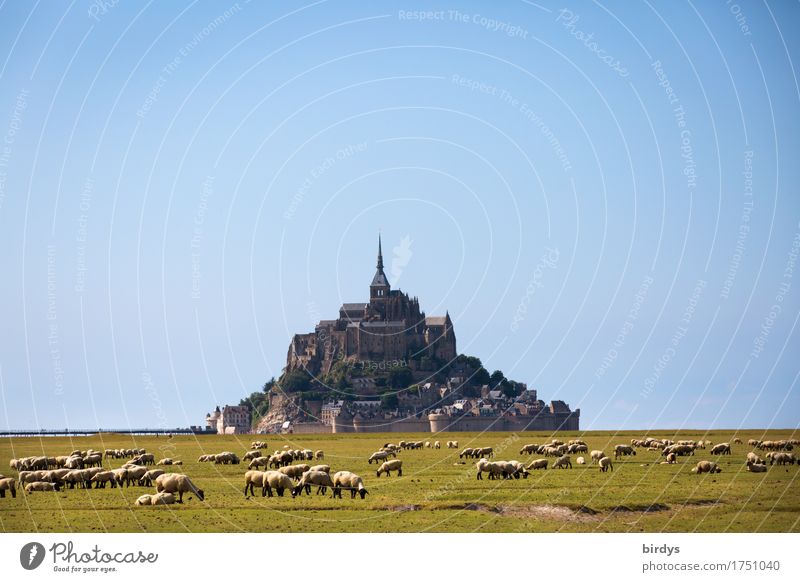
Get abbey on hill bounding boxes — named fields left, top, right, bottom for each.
left=287, top=235, right=457, bottom=376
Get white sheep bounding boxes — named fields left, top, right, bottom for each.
left=135, top=494, right=153, bottom=506
left=262, top=470, right=294, bottom=497
left=248, top=457, right=271, bottom=470
left=243, top=470, right=268, bottom=497
left=332, top=471, right=368, bottom=499
left=309, top=464, right=330, bottom=473
left=293, top=470, right=335, bottom=496
left=692, top=461, right=721, bottom=474
left=525, top=458, right=548, bottom=470
left=90, top=471, right=118, bottom=488
left=376, top=459, right=403, bottom=477
left=141, top=469, right=165, bottom=487
left=576, top=456, right=585, bottom=465
left=0, top=477, right=16, bottom=498
left=315, top=450, right=324, bottom=459
left=25, top=481, right=60, bottom=493
left=434, top=441, right=441, bottom=449
left=155, top=473, right=204, bottom=503
left=279, top=464, right=311, bottom=480
left=614, top=445, right=636, bottom=459
left=475, top=458, right=492, bottom=480
left=368, top=450, right=394, bottom=464
left=553, top=455, right=572, bottom=469
left=599, top=457, right=613, bottom=472
left=746, top=461, right=767, bottom=473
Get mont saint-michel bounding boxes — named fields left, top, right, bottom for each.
left=234, top=236, right=579, bottom=435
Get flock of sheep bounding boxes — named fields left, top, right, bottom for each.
left=1, top=436, right=796, bottom=506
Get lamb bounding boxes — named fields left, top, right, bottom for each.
left=376, top=459, right=403, bottom=477
left=711, top=443, right=732, bottom=455
left=368, top=450, right=394, bottom=464
left=553, top=455, right=572, bottom=469
left=155, top=473, right=205, bottom=502
left=332, top=471, right=368, bottom=499
left=424, top=441, right=431, bottom=448
left=135, top=494, right=154, bottom=506
left=262, top=470, right=294, bottom=497
left=746, top=461, right=767, bottom=473
left=692, top=461, right=722, bottom=474
left=315, top=450, right=325, bottom=460
left=525, top=458, right=548, bottom=470
left=666, top=453, right=677, bottom=464
left=279, top=464, right=311, bottom=480
left=614, top=445, right=636, bottom=459
left=590, top=450, right=606, bottom=464
left=293, top=470, right=335, bottom=496
left=25, top=481, right=60, bottom=492
left=576, top=456, right=585, bottom=465
left=141, top=469, right=165, bottom=487
left=599, top=457, right=613, bottom=472
left=0, top=477, right=16, bottom=498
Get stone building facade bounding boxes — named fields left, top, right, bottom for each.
left=286, top=235, right=457, bottom=375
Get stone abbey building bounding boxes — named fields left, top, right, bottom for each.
left=287, top=235, right=457, bottom=375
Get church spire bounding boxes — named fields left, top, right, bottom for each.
left=377, top=233, right=384, bottom=270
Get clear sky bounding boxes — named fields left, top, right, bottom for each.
left=0, top=1, right=798, bottom=431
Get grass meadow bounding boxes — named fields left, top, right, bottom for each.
left=1, top=429, right=798, bottom=533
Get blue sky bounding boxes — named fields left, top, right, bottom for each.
left=0, top=1, right=798, bottom=430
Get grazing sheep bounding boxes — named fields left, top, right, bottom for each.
left=590, top=450, right=606, bottom=464
left=293, top=470, right=335, bottom=496
left=125, top=466, right=147, bottom=486
left=733, top=437, right=743, bottom=444
left=278, top=464, right=311, bottom=481
left=519, top=444, right=538, bottom=455
left=692, top=461, right=722, bottom=474
left=424, top=441, right=431, bottom=449
left=525, top=458, right=548, bottom=471
left=476, top=447, right=493, bottom=458
left=376, top=459, right=403, bottom=478
left=309, top=464, right=330, bottom=473
left=243, top=451, right=262, bottom=461
left=447, top=441, right=458, bottom=449
left=90, top=471, right=118, bottom=489
left=459, top=448, right=475, bottom=459
left=25, top=481, right=60, bottom=492
left=770, top=452, right=796, bottom=466
left=315, top=450, right=324, bottom=460
left=553, top=455, right=572, bottom=469
left=141, top=469, right=165, bottom=487
left=746, top=461, right=767, bottom=473
left=214, top=452, right=240, bottom=465
left=262, top=470, right=294, bottom=497
left=243, top=470, right=268, bottom=497
left=434, top=441, right=441, bottom=449
left=248, top=457, right=271, bottom=470
left=666, top=453, right=677, bottom=464
left=0, top=478, right=16, bottom=498
left=599, top=457, right=613, bottom=472
left=368, top=450, right=394, bottom=464
left=748, top=439, right=760, bottom=447
left=198, top=454, right=214, bottom=462
left=332, top=471, right=368, bottom=499
left=614, top=445, right=637, bottom=459
left=155, top=473, right=204, bottom=503
left=132, top=453, right=155, bottom=466
left=711, top=443, right=732, bottom=455
left=576, top=456, right=585, bottom=465
left=475, top=458, right=492, bottom=480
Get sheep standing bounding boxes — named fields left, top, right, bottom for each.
left=155, top=473, right=204, bottom=503
left=711, top=443, right=732, bottom=455
left=332, top=471, right=368, bottom=499
left=433, top=441, right=441, bottom=449
left=314, top=450, right=324, bottom=460
left=376, top=459, right=403, bottom=478
left=293, top=470, right=335, bottom=496
left=244, top=470, right=268, bottom=497
left=0, top=477, right=16, bottom=498
left=525, top=458, right=548, bottom=470
left=553, top=455, right=572, bottom=469
left=599, top=457, right=613, bottom=472
left=262, top=470, right=294, bottom=497
left=614, top=445, right=636, bottom=459
left=279, top=464, right=311, bottom=481
left=590, top=450, right=606, bottom=464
